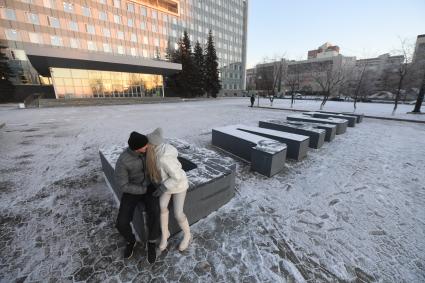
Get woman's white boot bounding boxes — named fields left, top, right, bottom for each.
left=159, top=211, right=170, bottom=251
left=178, top=217, right=191, bottom=251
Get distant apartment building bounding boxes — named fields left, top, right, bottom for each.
left=307, top=42, right=340, bottom=59
left=247, top=42, right=355, bottom=95
left=0, top=0, right=248, bottom=99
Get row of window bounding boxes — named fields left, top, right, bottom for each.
left=2, top=8, right=243, bottom=46
left=5, top=29, right=164, bottom=58
left=5, top=29, right=243, bottom=66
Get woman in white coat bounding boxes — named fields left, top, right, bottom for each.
left=146, top=128, right=191, bottom=251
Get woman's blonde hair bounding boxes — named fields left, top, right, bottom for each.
left=146, top=144, right=161, bottom=184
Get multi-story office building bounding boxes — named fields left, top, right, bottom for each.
left=0, top=0, right=248, bottom=99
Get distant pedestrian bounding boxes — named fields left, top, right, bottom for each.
left=269, top=95, right=274, bottom=106
left=250, top=94, right=255, bottom=107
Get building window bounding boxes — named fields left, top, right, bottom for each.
left=130, top=47, right=137, bottom=56
left=117, top=45, right=124, bottom=54
left=51, top=35, right=63, bottom=46
left=127, top=18, right=133, bottom=27
left=130, top=33, right=137, bottom=42
left=82, top=6, right=91, bottom=17
left=143, top=36, right=148, bottom=44
left=163, top=14, right=168, bottom=22
left=114, top=14, right=121, bottom=24
left=43, top=0, right=54, bottom=8
left=4, top=8, right=16, bottom=20
left=113, top=0, right=120, bottom=8
left=26, top=12, right=40, bottom=25
left=143, top=49, right=148, bottom=57
left=152, top=24, right=157, bottom=33
left=99, top=0, right=106, bottom=4
left=69, top=21, right=78, bottom=31
left=70, top=38, right=79, bottom=48
left=154, top=38, right=159, bottom=47
left=29, top=32, right=43, bottom=44
left=99, top=11, right=107, bottom=21
left=103, top=43, right=112, bottom=53
left=87, top=41, right=97, bottom=51
left=63, top=2, right=73, bottom=13
left=103, top=28, right=111, bottom=37
left=48, top=16, right=60, bottom=28
left=127, top=3, right=134, bottom=12
left=5, top=29, right=19, bottom=41
left=162, top=27, right=167, bottom=35
left=140, top=21, right=146, bottom=30
left=141, top=6, right=147, bottom=16
left=117, top=31, right=124, bottom=40
left=86, top=24, right=95, bottom=34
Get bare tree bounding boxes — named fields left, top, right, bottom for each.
left=411, top=60, right=425, bottom=113
left=392, top=39, right=414, bottom=114
left=350, top=61, right=368, bottom=111
left=312, top=60, right=348, bottom=110
left=286, top=63, right=301, bottom=108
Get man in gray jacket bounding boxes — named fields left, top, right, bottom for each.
left=115, top=131, right=160, bottom=263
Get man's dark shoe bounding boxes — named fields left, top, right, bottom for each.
left=147, top=242, right=156, bottom=264
left=124, top=241, right=136, bottom=259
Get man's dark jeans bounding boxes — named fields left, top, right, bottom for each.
left=116, top=185, right=160, bottom=243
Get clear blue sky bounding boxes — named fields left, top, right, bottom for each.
left=246, top=0, right=425, bottom=68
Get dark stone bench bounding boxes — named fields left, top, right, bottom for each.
left=259, top=120, right=326, bottom=149
left=99, top=139, right=236, bottom=241
left=234, top=124, right=309, bottom=161
left=306, top=112, right=357, bottom=127
left=318, top=111, right=364, bottom=123
left=212, top=125, right=287, bottom=177
left=287, top=115, right=348, bottom=135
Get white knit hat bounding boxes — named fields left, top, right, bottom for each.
left=147, top=127, right=164, bottom=145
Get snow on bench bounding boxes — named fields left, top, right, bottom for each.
left=305, top=112, right=357, bottom=127
left=99, top=139, right=236, bottom=241
left=318, top=111, right=364, bottom=123
left=234, top=124, right=309, bottom=161
left=287, top=114, right=348, bottom=135
left=212, top=125, right=287, bottom=177
left=259, top=120, right=326, bottom=149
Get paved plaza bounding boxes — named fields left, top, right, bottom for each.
left=0, top=99, right=424, bottom=282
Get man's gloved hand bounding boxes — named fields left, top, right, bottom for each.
left=152, top=183, right=167, bottom=197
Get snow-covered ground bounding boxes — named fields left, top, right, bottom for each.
left=259, top=98, right=425, bottom=121
left=0, top=98, right=424, bottom=282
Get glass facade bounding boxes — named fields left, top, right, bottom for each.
left=0, top=0, right=248, bottom=96
left=50, top=68, right=163, bottom=99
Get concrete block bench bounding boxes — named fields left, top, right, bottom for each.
left=287, top=114, right=348, bottom=135
left=99, top=139, right=236, bottom=241
left=212, top=125, right=287, bottom=177
left=318, top=111, right=364, bottom=123
left=259, top=120, right=326, bottom=149
left=234, top=124, right=309, bottom=161
left=306, top=112, right=357, bottom=127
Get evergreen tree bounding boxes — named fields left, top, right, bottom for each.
left=0, top=45, right=15, bottom=102
left=164, top=39, right=179, bottom=96
left=192, top=41, right=205, bottom=96
left=169, top=31, right=196, bottom=97
left=204, top=30, right=221, bottom=98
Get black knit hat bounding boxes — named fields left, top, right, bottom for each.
left=128, top=131, right=148, bottom=151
